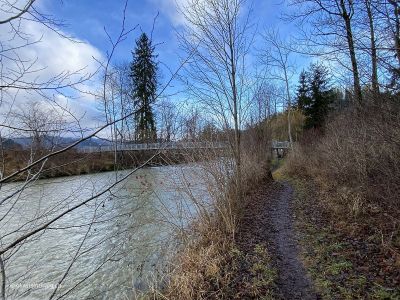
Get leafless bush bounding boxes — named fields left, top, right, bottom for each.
left=286, top=94, right=400, bottom=225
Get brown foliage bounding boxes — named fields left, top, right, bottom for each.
left=285, top=95, right=400, bottom=255
left=263, top=110, right=305, bottom=142
left=287, top=98, right=400, bottom=215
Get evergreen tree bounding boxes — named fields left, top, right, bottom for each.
left=298, top=64, right=336, bottom=129
left=296, top=70, right=311, bottom=111
left=130, top=33, right=158, bottom=142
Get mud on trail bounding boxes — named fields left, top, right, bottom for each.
left=237, top=180, right=319, bottom=299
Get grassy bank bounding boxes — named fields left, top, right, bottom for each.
left=155, top=128, right=280, bottom=299
left=289, top=178, right=400, bottom=299
left=160, top=176, right=279, bottom=300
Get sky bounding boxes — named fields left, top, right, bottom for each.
left=49, top=0, right=291, bottom=65
left=47, top=0, right=297, bottom=77
left=1, top=0, right=305, bottom=135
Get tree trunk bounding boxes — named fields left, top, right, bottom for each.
left=284, top=68, right=294, bottom=148
left=229, top=21, right=242, bottom=203
left=390, top=0, right=400, bottom=68
left=340, top=0, right=363, bottom=104
left=365, top=0, right=379, bottom=95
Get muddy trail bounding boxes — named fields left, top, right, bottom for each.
left=237, top=180, right=319, bottom=299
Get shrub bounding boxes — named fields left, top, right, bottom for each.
left=285, top=94, right=400, bottom=240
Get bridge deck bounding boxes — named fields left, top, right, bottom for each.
left=78, top=141, right=227, bottom=153
left=271, top=141, right=291, bottom=149
left=77, top=141, right=290, bottom=153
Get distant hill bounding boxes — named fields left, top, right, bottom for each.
left=1, top=138, right=23, bottom=150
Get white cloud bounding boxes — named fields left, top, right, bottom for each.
left=0, top=8, right=105, bottom=135
left=24, top=22, right=103, bottom=80
left=149, top=0, right=189, bottom=27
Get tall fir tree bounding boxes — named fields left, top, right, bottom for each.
left=130, top=33, right=158, bottom=142
left=297, top=64, right=336, bottom=129
left=296, top=70, right=311, bottom=111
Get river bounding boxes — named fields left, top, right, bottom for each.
left=0, top=164, right=211, bottom=299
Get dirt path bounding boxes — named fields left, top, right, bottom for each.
left=266, top=181, right=318, bottom=299
left=238, top=180, right=318, bottom=299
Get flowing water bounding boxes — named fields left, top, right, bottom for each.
left=0, top=165, right=210, bottom=299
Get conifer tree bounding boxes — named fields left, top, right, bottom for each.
left=297, top=64, right=336, bottom=129
left=130, top=33, right=158, bottom=142
left=296, top=70, right=311, bottom=111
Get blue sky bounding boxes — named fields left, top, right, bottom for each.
left=35, top=0, right=300, bottom=120
left=50, top=0, right=178, bottom=64
left=1, top=0, right=308, bottom=135
left=46, top=0, right=298, bottom=80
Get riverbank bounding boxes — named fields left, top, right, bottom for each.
left=160, top=173, right=322, bottom=299
left=161, top=176, right=281, bottom=299
left=159, top=157, right=399, bottom=299
left=153, top=128, right=279, bottom=299
left=2, top=149, right=222, bottom=182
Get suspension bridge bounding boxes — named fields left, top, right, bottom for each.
left=77, top=140, right=290, bottom=154
left=78, top=141, right=228, bottom=153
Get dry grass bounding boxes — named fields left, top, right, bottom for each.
left=161, top=222, right=237, bottom=299
left=286, top=97, right=400, bottom=219
left=159, top=126, right=276, bottom=299
left=289, top=178, right=400, bottom=299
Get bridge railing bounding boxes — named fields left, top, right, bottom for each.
left=78, top=141, right=228, bottom=153
left=271, top=141, right=291, bottom=149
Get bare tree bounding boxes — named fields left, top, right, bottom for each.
left=260, top=30, right=295, bottom=147
left=157, top=99, right=178, bottom=142
left=0, top=0, right=95, bottom=102
left=8, top=101, right=72, bottom=178
left=373, top=0, right=400, bottom=86
left=386, top=0, right=400, bottom=68
left=103, top=63, right=135, bottom=142
left=251, top=82, right=279, bottom=122
left=0, top=2, right=158, bottom=299
left=178, top=0, right=253, bottom=200
left=0, top=0, right=201, bottom=296
left=182, top=107, right=201, bottom=141
left=288, top=0, right=363, bottom=103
